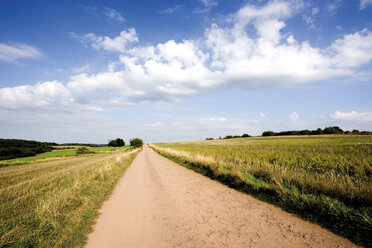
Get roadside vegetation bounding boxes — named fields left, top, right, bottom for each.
left=151, top=135, right=372, bottom=247
left=0, top=147, right=140, bottom=247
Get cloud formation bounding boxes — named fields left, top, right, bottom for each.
left=72, top=28, right=138, bottom=52
left=290, top=112, right=299, bottom=121
left=105, top=7, right=125, bottom=23
left=302, top=7, right=319, bottom=29
left=327, top=0, right=342, bottom=14
left=331, top=110, right=372, bottom=122
left=159, top=5, right=183, bottom=14
left=0, top=43, right=42, bottom=63
left=195, top=0, right=218, bottom=13
left=360, top=0, right=372, bottom=9
left=1, top=0, right=372, bottom=111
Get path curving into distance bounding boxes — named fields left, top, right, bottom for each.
left=85, top=145, right=358, bottom=248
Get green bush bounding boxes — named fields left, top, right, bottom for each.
left=76, top=147, right=91, bottom=155
left=130, top=138, right=143, bottom=148
left=108, top=138, right=125, bottom=147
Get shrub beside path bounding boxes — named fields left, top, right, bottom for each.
left=85, top=145, right=358, bottom=248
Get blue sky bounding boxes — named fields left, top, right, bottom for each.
left=0, top=0, right=372, bottom=143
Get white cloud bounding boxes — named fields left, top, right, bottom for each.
left=259, top=112, right=265, bottom=118
left=105, top=7, right=125, bottom=23
left=2, top=1, right=372, bottom=111
left=331, top=110, right=372, bottom=122
left=0, top=81, right=71, bottom=109
left=207, top=117, right=227, bottom=122
left=73, top=64, right=90, bottom=74
left=312, top=7, right=319, bottom=15
left=360, top=0, right=372, bottom=9
left=159, top=5, right=183, bottom=14
left=329, top=29, right=372, bottom=67
left=78, top=28, right=139, bottom=52
left=145, top=122, right=164, bottom=127
left=327, top=0, right=342, bottom=14
left=195, top=0, right=218, bottom=13
left=81, top=6, right=98, bottom=15
left=199, top=0, right=218, bottom=8
left=290, top=112, right=299, bottom=121
left=302, top=7, right=319, bottom=29
left=0, top=43, right=42, bottom=63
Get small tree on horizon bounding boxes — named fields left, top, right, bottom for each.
left=130, top=138, right=143, bottom=148
left=108, top=138, right=125, bottom=147
left=262, top=131, right=276, bottom=136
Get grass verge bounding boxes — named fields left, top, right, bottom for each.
left=150, top=144, right=371, bottom=247
left=0, top=148, right=140, bottom=248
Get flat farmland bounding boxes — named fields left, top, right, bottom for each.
left=0, top=148, right=139, bottom=247
left=151, top=135, right=372, bottom=246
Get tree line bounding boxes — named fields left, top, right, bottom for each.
left=262, top=126, right=372, bottom=136
left=206, top=126, right=372, bottom=140
left=0, top=139, right=57, bottom=160
left=206, top=134, right=251, bottom=140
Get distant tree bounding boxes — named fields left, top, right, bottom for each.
left=130, top=138, right=143, bottom=148
left=242, top=134, right=251, bottom=137
left=224, top=135, right=233, bottom=139
left=0, top=139, right=53, bottom=160
left=262, top=131, right=276, bottom=136
left=352, top=129, right=360, bottom=135
left=312, top=128, right=323, bottom=135
left=277, top=131, right=299, bottom=136
left=360, top=131, right=372, bottom=135
left=108, top=138, right=125, bottom=147
left=205, top=138, right=214, bottom=140
left=299, top=129, right=312, bottom=135
left=323, top=126, right=344, bottom=134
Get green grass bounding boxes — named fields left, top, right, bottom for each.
left=151, top=135, right=372, bottom=247
left=0, top=148, right=140, bottom=247
left=0, top=146, right=131, bottom=166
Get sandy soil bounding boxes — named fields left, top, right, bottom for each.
left=85, top=145, right=358, bottom=248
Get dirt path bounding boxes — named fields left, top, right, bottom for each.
left=85, top=145, right=358, bottom=248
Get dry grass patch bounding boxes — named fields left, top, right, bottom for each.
left=0, top=148, right=140, bottom=248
